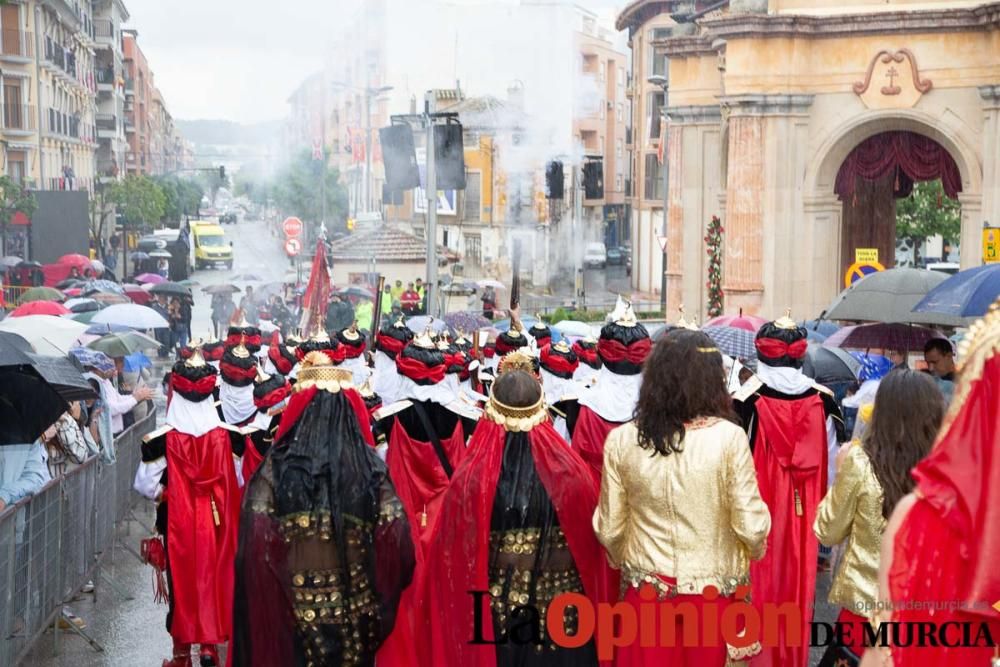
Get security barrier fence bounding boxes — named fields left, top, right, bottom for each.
left=0, top=410, right=155, bottom=665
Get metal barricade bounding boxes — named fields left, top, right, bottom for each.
left=0, top=410, right=156, bottom=664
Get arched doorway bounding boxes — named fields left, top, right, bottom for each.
left=834, top=131, right=962, bottom=279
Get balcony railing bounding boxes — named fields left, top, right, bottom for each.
left=94, top=19, right=114, bottom=41
left=124, top=78, right=134, bottom=93
left=48, top=176, right=91, bottom=192
left=0, top=29, right=33, bottom=59
left=3, top=104, right=37, bottom=132
left=96, top=113, right=117, bottom=132
left=46, top=108, right=81, bottom=139
left=96, top=66, right=116, bottom=86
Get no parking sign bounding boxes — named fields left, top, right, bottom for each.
left=285, top=238, right=302, bottom=257
left=844, top=261, right=885, bottom=288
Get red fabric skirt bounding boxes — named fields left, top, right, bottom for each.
left=614, top=577, right=730, bottom=667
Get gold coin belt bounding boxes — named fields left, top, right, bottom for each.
left=291, top=564, right=379, bottom=667
left=487, top=564, right=585, bottom=652
left=490, top=528, right=569, bottom=556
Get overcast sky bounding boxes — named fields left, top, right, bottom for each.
left=123, top=0, right=626, bottom=125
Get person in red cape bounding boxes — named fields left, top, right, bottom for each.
left=570, top=300, right=650, bottom=483
left=529, top=320, right=552, bottom=349
left=218, top=339, right=259, bottom=426
left=372, top=319, right=413, bottom=407
left=415, top=361, right=617, bottom=667
left=231, top=353, right=415, bottom=667
left=336, top=325, right=371, bottom=386
left=226, top=314, right=262, bottom=353
left=858, top=302, right=1000, bottom=667
left=540, top=341, right=581, bottom=442
left=571, top=336, right=601, bottom=385
left=134, top=348, right=245, bottom=667
left=733, top=314, right=844, bottom=667
left=241, top=367, right=290, bottom=483
left=267, top=331, right=298, bottom=378
left=373, top=331, right=479, bottom=555
left=202, top=338, right=225, bottom=371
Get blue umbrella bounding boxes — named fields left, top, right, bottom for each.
left=799, top=319, right=840, bottom=337
left=69, top=347, right=115, bottom=374
left=912, top=264, right=1000, bottom=319
left=702, top=326, right=757, bottom=365
left=83, top=279, right=126, bottom=296
left=124, top=351, right=152, bottom=373
left=493, top=317, right=540, bottom=333
left=849, top=352, right=894, bottom=381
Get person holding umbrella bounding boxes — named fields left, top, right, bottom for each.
left=211, top=292, right=236, bottom=339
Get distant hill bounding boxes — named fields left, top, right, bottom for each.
left=175, top=119, right=284, bottom=146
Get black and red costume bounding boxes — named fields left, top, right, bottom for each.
left=241, top=370, right=290, bottom=483
left=218, top=343, right=259, bottom=427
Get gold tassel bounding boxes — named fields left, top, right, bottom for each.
left=420, top=505, right=428, bottom=527
left=211, top=498, right=221, bottom=526
left=794, top=489, right=803, bottom=517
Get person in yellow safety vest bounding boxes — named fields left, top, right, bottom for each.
left=414, top=278, right=426, bottom=315
left=355, top=298, right=374, bottom=332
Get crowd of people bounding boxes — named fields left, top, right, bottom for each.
left=126, top=290, right=1000, bottom=667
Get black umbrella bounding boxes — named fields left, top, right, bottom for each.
left=28, top=353, right=97, bottom=402
left=202, top=284, right=241, bottom=295
left=149, top=282, right=193, bottom=298
left=0, top=331, right=34, bottom=366
left=55, top=278, right=86, bottom=290
left=0, top=366, right=70, bottom=445
left=802, top=344, right=862, bottom=385
left=338, top=285, right=375, bottom=300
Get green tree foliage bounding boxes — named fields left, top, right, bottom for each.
left=270, top=151, right=349, bottom=232
left=110, top=175, right=166, bottom=227
left=197, top=168, right=229, bottom=203
left=896, top=179, right=961, bottom=264
left=154, top=175, right=204, bottom=222
left=233, top=172, right=270, bottom=206
left=0, top=176, right=37, bottom=255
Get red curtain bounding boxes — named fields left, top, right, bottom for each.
left=835, top=131, right=962, bottom=201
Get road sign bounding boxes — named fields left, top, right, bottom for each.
left=983, top=228, right=999, bottom=264
left=845, top=260, right=885, bottom=288
left=855, top=248, right=879, bottom=263
left=282, top=217, right=303, bottom=237
left=284, top=237, right=302, bottom=257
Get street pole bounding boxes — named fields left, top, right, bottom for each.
left=320, top=73, right=328, bottom=229
left=574, top=164, right=583, bottom=303
left=364, top=88, right=372, bottom=213
left=424, top=91, right=438, bottom=318
left=660, top=107, right=669, bottom=314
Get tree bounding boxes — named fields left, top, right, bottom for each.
left=197, top=168, right=228, bottom=204
left=110, top=175, right=166, bottom=228
left=154, top=175, right=204, bottom=223
left=896, top=179, right=961, bottom=266
left=233, top=172, right=270, bottom=206
left=270, top=151, right=349, bottom=232
left=0, top=176, right=37, bottom=256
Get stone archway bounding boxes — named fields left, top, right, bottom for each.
left=802, top=110, right=982, bottom=309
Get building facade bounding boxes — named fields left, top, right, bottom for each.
left=122, top=28, right=149, bottom=175
left=619, top=0, right=1000, bottom=319
left=93, top=0, right=128, bottom=183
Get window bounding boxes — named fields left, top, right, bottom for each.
left=617, top=103, right=623, bottom=122
left=600, top=106, right=605, bottom=120
left=465, top=233, right=482, bottom=266
left=649, top=45, right=665, bottom=78
left=464, top=171, right=481, bottom=222
left=7, top=150, right=25, bottom=184
left=616, top=139, right=623, bottom=158
left=616, top=174, right=623, bottom=192
left=648, top=91, right=665, bottom=139
left=643, top=154, right=664, bottom=200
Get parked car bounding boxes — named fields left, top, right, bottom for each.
left=583, top=242, right=607, bottom=269
left=606, top=246, right=624, bottom=265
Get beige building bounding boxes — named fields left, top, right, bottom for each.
left=619, top=0, right=1000, bottom=319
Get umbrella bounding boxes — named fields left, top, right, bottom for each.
left=178, top=279, right=200, bottom=287
left=0, top=255, right=23, bottom=268
left=231, top=272, right=264, bottom=282
left=442, top=281, right=476, bottom=296
left=149, top=250, right=172, bottom=259
left=57, top=253, right=92, bottom=270
left=55, top=278, right=85, bottom=290
left=824, top=267, right=965, bottom=326
left=87, top=331, right=160, bottom=357
left=849, top=352, right=894, bottom=382
left=9, top=301, right=71, bottom=317
left=202, top=284, right=241, bottom=295
left=85, top=322, right=133, bottom=335
left=28, top=353, right=97, bottom=401
left=15, top=260, right=42, bottom=269
left=123, top=284, right=152, bottom=305
left=704, top=312, right=767, bottom=333
left=0, top=366, right=69, bottom=445
left=443, top=311, right=491, bottom=333
left=802, top=344, right=861, bottom=385
left=129, top=251, right=150, bottom=262
left=90, top=258, right=105, bottom=273
left=405, top=315, right=450, bottom=334
left=69, top=347, right=115, bottom=374
left=552, top=320, right=594, bottom=338
left=124, top=351, right=152, bottom=372
left=19, top=286, right=65, bottom=303
left=493, top=316, right=541, bottom=333
left=701, top=326, right=758, bottom=364
left=912, top=265, right=1000, bottom=320
left=91, top=303, right=169, bottom=329
left=71, top=311, right=99, bottom=324
left=0, top=331, right=34, bottom=366
left=0, top=315, right=88, bottom=356
left=824, top=322, right=945, bottom=352
left=804, top=329, right=828, bottom=343
left=83, top=279, right=126, bottom=296
left=476, top=279, right=505, bottom=290
left=150, top=282, right=192, bottom=298
left=800, top=319, right=840, bottom=337
left=88, top=292, right=130, bottom=305
left=64, top=298, right=101, bottom=313
left=252, top=282, right=285, bottom=300
left=135, top=272, right=166, bottom=284
left=338, top=285, right=374, bottom=300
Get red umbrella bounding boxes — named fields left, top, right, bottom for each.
left=9, top=301, right=72, bottom=317
left=58, top=254, right=94, bottom=271
left=63, top=287, right=83, bottom=298
left=123, top=284, right=151, bottom=305
left=704, top=309, right=767, bottom=333
left=824, top=322, right=945, bottom=353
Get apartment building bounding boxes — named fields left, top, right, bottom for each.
left=93, top=0, right=128, bottom=182
left=122, top=28, right=149, bottom=175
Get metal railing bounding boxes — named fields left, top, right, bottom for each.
left=0, top=411, right=155, bottom=665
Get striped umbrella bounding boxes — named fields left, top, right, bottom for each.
left=702, top=326, right=758, bottom=366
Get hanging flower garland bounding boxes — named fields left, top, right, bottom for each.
left=705, top=215, right=724, bottom=317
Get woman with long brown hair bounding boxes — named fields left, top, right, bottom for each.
left=815, top=369, right=944, bottom=664
left=594, top=329, right=770, bottom=666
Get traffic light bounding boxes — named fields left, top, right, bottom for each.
left=346, top=218, right=355, bottom=231
left=219, top=166, right=226, bottom=181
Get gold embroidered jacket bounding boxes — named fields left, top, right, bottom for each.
left=814, top=442, right=885, bottom=615
left=593, top=419, right=771, bottom=596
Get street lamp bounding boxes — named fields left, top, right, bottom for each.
left=330, top=81, right=394, bottom=215
left=647, top=74, right=669, bottom=313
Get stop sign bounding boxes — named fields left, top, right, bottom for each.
left=285, top=237, right=302, bottom=256
left=282, top=217, right=303, bottom=237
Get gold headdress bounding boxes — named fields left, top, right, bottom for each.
left=308, top=327, right=331, bottom=344
left=552, top=340, right=572, bottom=354
left=774, top=309, right=797, bottom=330
left=255, top=361, right=271, bottom=384
left=413, top=328, right=436, bottom=349
left=294, top=351, right=353, bottom=393
left=485, top=392, right=548, bottom=432
left=677, top=305, right=699, bottom=331
left=498, top=349, right=536, bottom=375
left=185, top=347, right=207, bottom=368
left=340, top=326, right=361, bottom=342
left=231, top=334, right=251, bottom=360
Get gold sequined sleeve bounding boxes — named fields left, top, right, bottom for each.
left=593, top=426, right=628, bottom=569
left=814, top=444, right=863, bottom=547
left=725, top=427, right=771, bottom=561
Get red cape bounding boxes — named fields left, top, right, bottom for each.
left=386, top=416, right=467, bottom=559
left=164, top=427, right=243, bottom=644
left=275, top=385, right=375, bottom=447
left=749, top=394, right=828, bottom=667
left=573, top=405, right=622, bottom=486
left=241, top=435, right=265, bottom=483
left=414, top=419, right=618, bottom=667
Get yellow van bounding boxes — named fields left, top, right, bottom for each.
left=190, top=221, right=233, bottom=270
